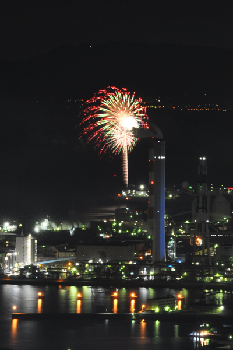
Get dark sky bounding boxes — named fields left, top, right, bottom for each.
left=1, top=1, right=233, bottom=219
left=1, top=1, right=233, bottom=61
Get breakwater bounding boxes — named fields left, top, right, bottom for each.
left=12, top=311, right=233, bottom=324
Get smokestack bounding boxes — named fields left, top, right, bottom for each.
left=193, top=157, right=211, bottom=265
left=149, top=137, right=165, bottom=263
left=134, top=123, right=165, bottom=263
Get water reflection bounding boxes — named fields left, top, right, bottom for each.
left=140, top=319, right=146, bottom=338
left=76, top=299, right=82, bottom=313
left=112, top=298, right=118, bottom=313
left=37, top=298, right=42, bottom=313
left=130, top=299, right=136, bottom=313
left=155, top=320, right=160, bottom=337
left=11, top=318, right=18, bottom=340
left=3, top=284, right=233, bottom=317
left=174, top=324, right=179, bottom=338
left=192, top=334, right=210, bottom=348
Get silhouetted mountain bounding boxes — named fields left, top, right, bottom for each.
left=1, top=42, right=233, bottom=104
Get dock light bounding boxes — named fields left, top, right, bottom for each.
left=37, top=291, right=45, bottom=299
left=12, top=305, right=17, bottom=310
left=111, top=291, right=118, bottom=297
left=130, top=292, right=137, bottom=298
left=77, top=293, right=82, bottom=299
left=142, top=304, right=145, bottom=311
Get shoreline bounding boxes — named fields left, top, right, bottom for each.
left=1, top=277, right=233, bottom=290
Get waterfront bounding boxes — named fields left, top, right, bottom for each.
left=1, top=284, right=233, bottom=349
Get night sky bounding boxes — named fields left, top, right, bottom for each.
left=1, top=1, right=233, bottom=220
left=1, top=1, right=233, bottom=61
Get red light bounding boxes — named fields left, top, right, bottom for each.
left=114, top=174, right=116, bottom=177
left=150, top=181, right=154, bottom=185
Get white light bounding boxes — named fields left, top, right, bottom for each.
left=118, top=113, right=138, bottom=131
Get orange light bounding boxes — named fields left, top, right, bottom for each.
left=113, top=298, right=118, bottom=313
left=37, top=299, right=42, bottom=313
left=12, top=305, right=17, bottom=310
left=111, top=291, right=118, bottom=297
left=130, top=299, right=136, bottom=313
left=130, top=292, right=137, bottom=298
left=77, top=293, right=82, bottom=299
left=76, top=299, right=82, bottom=313
left=12, top=318, right=18, bottom=339
left=38, top=291, right=44, bottom=299
left=139, top=256, right=143, bottom=260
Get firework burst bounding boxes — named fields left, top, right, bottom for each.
left=79, top=86, right=149, bottom=187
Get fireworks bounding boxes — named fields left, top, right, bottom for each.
left=79, top=86, right=149, bottom=187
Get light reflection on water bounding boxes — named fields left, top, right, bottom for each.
left=7, top=315, right=196, bottom=350
left=11, top=318, right=18, bottom=340
left=130, top=298, right=136, bottom=313
left=76, top=299, right=82, bottom=313
left=3, top=285, right=233, bottom=317
left=140, top=319, right=146, bottom=338
left=37, top=299, right=42, bottom=313
left=1, top=284, right=232, bottom=350
left=112, top=298, right=118, bottom=313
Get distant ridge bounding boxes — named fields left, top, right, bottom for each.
left=0, top=42, right=233, bottom=104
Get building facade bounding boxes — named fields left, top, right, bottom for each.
left=16, top=234, right=37, bottom=266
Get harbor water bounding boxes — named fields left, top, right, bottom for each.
left=0, top=284, right=228, bottom=350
